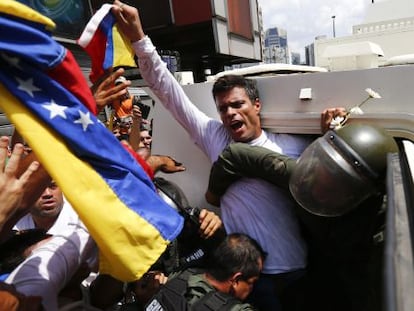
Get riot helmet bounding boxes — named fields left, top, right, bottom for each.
left=153, top=177, right=221, bottom=273
left=153, top=177, right=200, bottom=223
left=289, top=123, right=398, bottom=217
left=153, top=177, right=189, bottom=212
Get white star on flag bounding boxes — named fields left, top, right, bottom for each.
left=1, top=53, right=21, bottom=69
left=74, top=110, right=94, bottom=131
left=42, top=100, right=67, bottom=119
left=16, top=77, right=41, bottom=97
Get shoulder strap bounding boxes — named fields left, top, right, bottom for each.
left=191, top=290, right=241, bottom=311
left=164, top=269, right=192, bottom=295
left=145, top=270, right=193, bottom=311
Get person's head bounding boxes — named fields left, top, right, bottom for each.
left=30, top=180, right=64, bottom=220
left=139, top=129, right=152, bottom=149
left=207, top=233, right=265, bottom=301
left=119, top=116, right=133, bottom=135
left=212, top=75, right=262, bottom=143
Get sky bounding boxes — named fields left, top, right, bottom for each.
left=258, top=0, right=371, bottom=57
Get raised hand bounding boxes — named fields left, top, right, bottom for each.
left=147, top=155, right=186, bottom=174
left=112, top=1, right=145, bottom=43
left=198, top=209, right=222, bottom=239
left=320, top=107, right=347, bottom=133
left=0, top=136, right=39, bottom=229
left=91, top=68, right=131, bottom=112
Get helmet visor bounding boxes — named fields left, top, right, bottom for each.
left=289, top=135, right=377, bottom=217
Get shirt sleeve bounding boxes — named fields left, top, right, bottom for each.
left=5, top=221, right=96, bottom=310
left=208, top=143, right=296, bottom=196
left=132, top=37, right=221, bottom=156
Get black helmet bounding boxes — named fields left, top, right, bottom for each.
left=289, top=123, right=398, bottom=217
left=335, top=123, right=399, bottom=176
left=153, top=177, right=189, bottom=212
left=153, top=177, right=200, bottom=224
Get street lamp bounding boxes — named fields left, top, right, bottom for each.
left=331, top=15, right=336, bottom=38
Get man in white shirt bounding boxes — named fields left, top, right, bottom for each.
left=111, top=2, right=344, bottom=309
left=7, top=180, right=97, bottom=311
left=14, top=180, right=78, bottom=235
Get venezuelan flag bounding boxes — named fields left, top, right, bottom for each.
left=78, top=4, right=136, bottom=83
left=0, top=0, right=183, bottom=282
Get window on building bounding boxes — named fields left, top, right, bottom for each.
left=227, top=0, right=253, bottom=40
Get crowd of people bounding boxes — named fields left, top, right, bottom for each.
left=0, top=1, right=397, bottom=310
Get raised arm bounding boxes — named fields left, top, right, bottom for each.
left=112, top=1, right=216, bottom=156
left=128, top=104, right=143, bottom=151
left=112, top=0, right=145, bottom=42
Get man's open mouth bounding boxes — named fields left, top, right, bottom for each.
left=230, top=121, right=243, bottom=130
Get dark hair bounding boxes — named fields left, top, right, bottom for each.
left=207, top=233, right=266, bottom=282
left=212, top=75, right=259, bottom=102
left=140, top=123, right=151, bottom=132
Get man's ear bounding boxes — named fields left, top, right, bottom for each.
left=253, top=98, right=261, bottom=115
left=231, top=272, right=243, bottom=283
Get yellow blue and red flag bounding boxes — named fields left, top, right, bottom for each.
left=78, top=3, right=136, bottom=83
left=0, top=0, right=183, bottom=281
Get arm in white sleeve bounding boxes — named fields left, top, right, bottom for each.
left=132, top=37, right=216, bottom=148
left=5, top=222, right=97, bottom=311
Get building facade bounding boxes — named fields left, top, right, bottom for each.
left=16, top=0, right=263, bottom=82
left=263, top=27, right=289, bottom=63
left=315, top=0, right=414, bottom=70
left=305, top=43, right=315, bottom=66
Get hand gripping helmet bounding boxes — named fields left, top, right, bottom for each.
left=289, top=123, right=398, bottom=217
